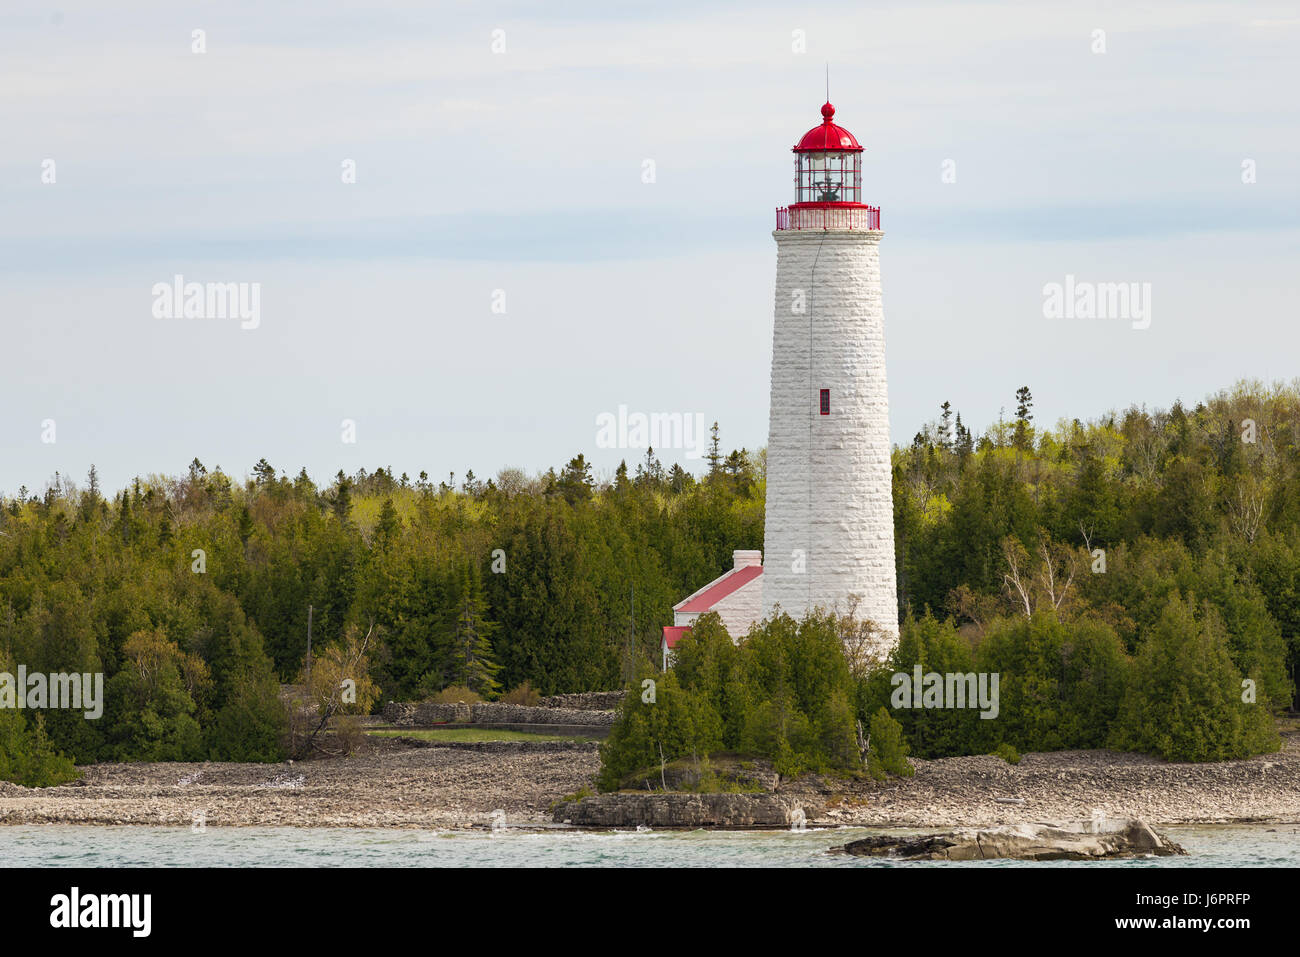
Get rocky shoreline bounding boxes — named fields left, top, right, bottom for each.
left=1, top=732, right=1296, bottom=830
left=787, top=734, right=1300, bottom=830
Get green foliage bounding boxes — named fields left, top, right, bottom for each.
left=598, top=610, right=861, bottom=789
left=446, top=565, right=502, bottom=697
left=597, top=668, right=723, bottom=791
left=863, top=602, right=1278, bottom=764
left=0, top=442, right=764, bottom=767
left=0, top=710, right=80, bottom=788
left=978, top=611, right=1128, bottom=752
left=2, top=382, right=1296, bottom=772
left=1111, top=598, right=1280, bottom=761
left=862, top=612, right=990, bottom=758
left=102, top=629, right=206, bottom=761
left=993, top=742, right=1021, bottom=765
left=866, top=707, right=914, bottom=780
left=895, top=381, right=1300, bottom=712
left=551, top=786, right=593, bottom=811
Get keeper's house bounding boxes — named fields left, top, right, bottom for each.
left=660, top=550, right=763, bottom=670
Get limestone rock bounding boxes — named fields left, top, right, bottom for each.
left=555, top=793, right=805, bottom=828
left=836, top=818, right=1187, bottom=861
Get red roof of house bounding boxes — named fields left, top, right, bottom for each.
left=662, top=625, right=692, bottom=650
left=675, top=564, right=763, bottom=613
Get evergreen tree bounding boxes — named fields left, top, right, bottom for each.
left=375, top=497, right=401, bottom=549
left=332, top=472, right=353, bottom=522
left=1013, top=386, right=1034, bottom=451
left=705, top=422, right=722, bottom=480
left=448, top=566, right=502, bottom=697
left=1112, top=598, right=1279, bottom=761
left=252, top=458, right=276, bottom=487
left=557, top=454, right=594, bottom=504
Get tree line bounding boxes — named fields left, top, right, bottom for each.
left=2, top=379, right=1299, bottom=785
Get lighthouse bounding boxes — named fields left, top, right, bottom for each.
left=658, top=100, right=898, bottom=665
left=761, top=101, right=899, bottom=644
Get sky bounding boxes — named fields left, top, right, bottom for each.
left=1, top=0, right=1297, bottom=496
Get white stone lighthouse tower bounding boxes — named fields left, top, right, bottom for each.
left=761, top=101, right=898, bottom=644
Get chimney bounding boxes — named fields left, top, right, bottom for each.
left=733, top=550, right=762, bottom=569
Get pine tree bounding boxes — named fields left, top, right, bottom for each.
left=939, top=401, right=953, bottom=451
left=117, top=492, right=132, bottom=542
left=1013, top=386, right=1034, bottom=452
left=705, top=422, right=722, bottom=480
left=375, top=498, right=401, bottom=549
left=449, top=567, right=502, bottom=697
left=557, top=455, right=594, bottom=504
left=954, top=413, right=974, bottom=460
left=332, top=472, right=352, bottom=523
left=252, top=458, right=276, bottom=487
left=1112, top=598, right=1279, bottom=761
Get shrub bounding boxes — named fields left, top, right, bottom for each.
left=1111, top=597, right=1280, bottom=761
left=993, top=742, right=1021, bottom=765
left=205, top=672, right=286, bottom=762
left=430, top=685, right=483, bottom=705
left=500, top=681, right=541, bottom=706
left=332, top=714, right=367, bottom=755
left=599, top=611, right=880, bottom=788
left=866, top=707, right=914, bottom=781
left=0, top=711, right=80, bottom=788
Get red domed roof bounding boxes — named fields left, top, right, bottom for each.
left=794, top=102, right=863, bottom=152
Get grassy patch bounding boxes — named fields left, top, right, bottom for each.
left=369, top=728, right=595, bottom=744
left=550, top=786, right=594, bottom=812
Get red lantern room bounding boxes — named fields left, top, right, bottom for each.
left=777, top=102, right=880, bottom=230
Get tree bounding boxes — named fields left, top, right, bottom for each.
left=1111, top=598, right=1279, bottom=761
left=866, top=707, right=914, bottom=780
left=556, top=455, right=594, bottom=504
left=448, top=567, right=503, bottom=697
left=252, top=457, right=276, bottom=487
left=103, top=630, right=206, bottom=761
left=375, top=498, right=401, bottom=549
left=954, top=413, right=974, bottom=460
left=0, top=710, right=78, bottom=788
left=295, top=621, right=381, bottom=755
left=705, top=422, right=722, bottom=479
left=331, top=472, right=353, bottom=522
left=1013, top=386, right=1034, bottom=452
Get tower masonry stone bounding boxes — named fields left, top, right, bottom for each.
left=762, top=108, right=899, bottom=648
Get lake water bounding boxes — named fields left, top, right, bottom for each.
left=2, top=824, right=1297, bottom=867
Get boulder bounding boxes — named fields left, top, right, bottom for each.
left=835, top=818, right=1187, bottom=861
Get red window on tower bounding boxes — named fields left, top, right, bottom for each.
left=819, top=389, right=830, bottom=415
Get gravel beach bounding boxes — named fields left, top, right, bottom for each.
left=1, top=733, right=1296, bottom=830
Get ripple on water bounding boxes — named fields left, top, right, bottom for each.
left=0, top=824, right=1296, bottom=868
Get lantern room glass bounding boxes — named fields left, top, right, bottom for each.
left=794, top=151, right=861, bottom=204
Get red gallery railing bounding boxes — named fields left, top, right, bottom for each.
left=775, top=205, right=880, bottom=231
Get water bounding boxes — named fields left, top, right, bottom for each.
left=1, top=824, right=1297, bottom=867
